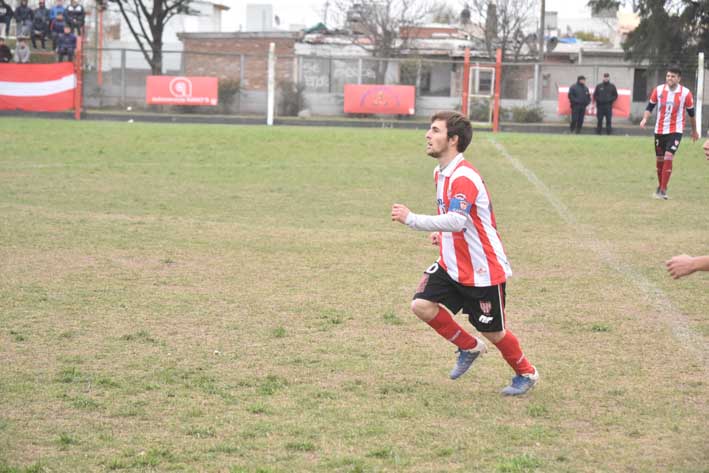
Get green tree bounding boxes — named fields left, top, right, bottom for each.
left=588, top=0, right=709, bottom=65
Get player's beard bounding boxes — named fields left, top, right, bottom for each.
left=427, top=144, right=442, bottom=158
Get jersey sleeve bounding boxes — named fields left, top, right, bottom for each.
left=448, top=174, right=479, bottom=217
left=649, top=87, right=658, bottom=104
left=685, top=91, right=694, bottom=109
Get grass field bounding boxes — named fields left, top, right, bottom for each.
left=1, top=118, right=707, bottom=473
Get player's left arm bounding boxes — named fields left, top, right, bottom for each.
left=686, top=92, right=699, bottom=141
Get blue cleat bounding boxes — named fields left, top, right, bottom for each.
left=449, top=339, right=487, bottom=380
left=501, top=367, right=539, bottom=396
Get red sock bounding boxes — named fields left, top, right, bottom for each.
left=660, top=158, right=673, bottom=192
left=427, top=308, right=478, bottom=350
left=656, top=158, right=664, bottom=186
left=494, top=330, right=535, bottom=375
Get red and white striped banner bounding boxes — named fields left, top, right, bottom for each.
left=0, top=63, right=76, bottom=112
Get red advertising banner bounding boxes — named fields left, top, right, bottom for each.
left=146, top=76, right=218, bottom=106
left=557, top=86, right=631, bottom=118
left=0, top=63, right=76, bottom=112
left=344, top=84, right=415, bottom=115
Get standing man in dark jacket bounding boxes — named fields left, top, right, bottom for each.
left=14, top=0, right=33, bottom=38
left=64, top=0, right=84, bottom=35
left=593, top=73, right=618, bottom=135
left=568, top=75, right=591, bottom=134
left=32, top=0, right=50, bottom=49
left=0, top=0, right=12, bottom=38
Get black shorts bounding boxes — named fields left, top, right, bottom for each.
left=413, top=262, right=506, bottom=332
left=654, top=133, right=683, bottom=157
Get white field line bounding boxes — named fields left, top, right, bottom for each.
left=489, top=137, right=707, bottom=369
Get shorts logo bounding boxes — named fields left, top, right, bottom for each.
left=425, top=263, right=439, bottom=274
left=480, top=300, right=492, bottom=315
left=478, top=301, right=493, bottom=324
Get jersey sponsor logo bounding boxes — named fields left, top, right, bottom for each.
left=476, top=267, right=487, bottom=274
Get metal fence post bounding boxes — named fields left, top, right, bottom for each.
left=267, top=43, right=275, bottom=125
left=120, top=48, right=126, bottom=107
left=697, top=52, right=705, bottom=135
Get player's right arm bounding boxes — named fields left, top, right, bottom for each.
left=666, top=254, right=709, bottom=279
left=640, top=87, right=658, bottom=128
left=391, top=204, right=467, bottom=232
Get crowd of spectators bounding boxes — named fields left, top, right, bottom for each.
left=0, top=0, right=82, bottom=63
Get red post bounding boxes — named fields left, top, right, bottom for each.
left=461, top=47, right=470, bottom=117
left=74, top=38, right=83, bottom=120
left=97, top=7, right=103, bottom=86
left=492, top=48, right=502, bottom=133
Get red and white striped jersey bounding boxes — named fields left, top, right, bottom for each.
left=649, top=84, right=694, bottom=135
left=434, top=154, right=512, bottom=287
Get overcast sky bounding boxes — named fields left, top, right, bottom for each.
left=220, top=1, right=628, bottom=32
left=222, top=1, right=333, bottom=31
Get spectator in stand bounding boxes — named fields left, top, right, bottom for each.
left=32, top=0, right=50, bottom=49
left=0, top=0, right=12, bottom=38
left=0, top=36, right=11, bottom=62
left=56, top=23, right=75, bottom=61
left=64, top=0, right=83, bottom=35
left=14, top=0, right=33, bottom=38
left=14, top=35, right=30, bottom=62
left=49, top=11, right=65, bottom=50
left=49, top=0, right=64, bottom=21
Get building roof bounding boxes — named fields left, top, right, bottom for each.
left=179, top=31, right=301, bottom=40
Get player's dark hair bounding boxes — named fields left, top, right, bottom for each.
left=430, top=111, right=473, bottom=152
left=667, top=65, right=681, bottom=76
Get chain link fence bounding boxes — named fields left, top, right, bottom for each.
left=79, top=47, right=709, bottom=131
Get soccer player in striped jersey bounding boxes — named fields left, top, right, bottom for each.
left=639, top=66, right=699, bottom=200
left=391, top=111, right=538, bottom=396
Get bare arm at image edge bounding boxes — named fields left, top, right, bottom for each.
left=666, top=255, right=709, bottom=279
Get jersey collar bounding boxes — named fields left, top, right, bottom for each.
left=437, top=153, right=464, bottom=177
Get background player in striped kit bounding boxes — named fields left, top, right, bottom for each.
left=639, top=66, right=699, bottom=200
left=391, top=111, right=538, bottom=396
